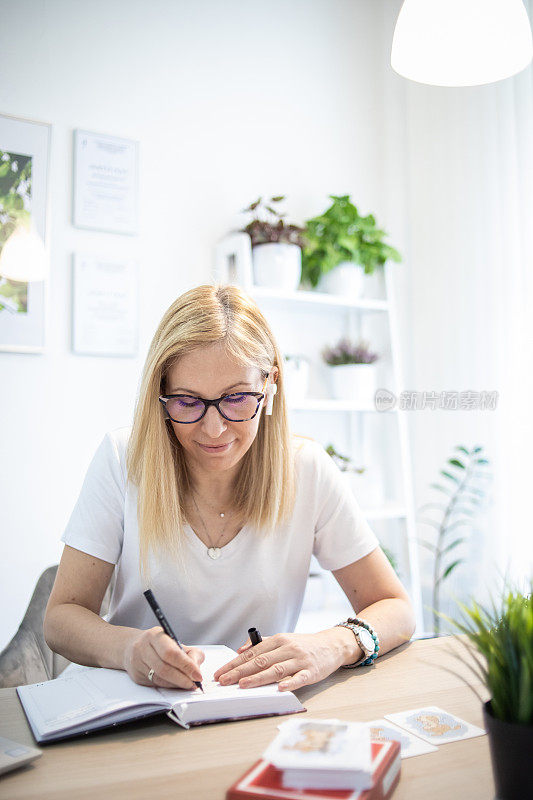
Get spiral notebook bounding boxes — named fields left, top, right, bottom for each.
left=16, top=645, right=305, bottom=744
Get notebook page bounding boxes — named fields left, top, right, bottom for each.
left=18, top=667, right=167, bottom=736
left=156, top=645, right=283, bottom=707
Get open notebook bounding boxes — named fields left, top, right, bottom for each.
left=16, top=645, right=305, bottom=743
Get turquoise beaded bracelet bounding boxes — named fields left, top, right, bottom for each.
left=335, top=616, right=380, bottom=667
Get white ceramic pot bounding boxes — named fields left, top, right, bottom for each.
left=318, top=262, right=364, bottom=297
left=329, top=363, right=377, bottom=405
left=252, top=243, right=302, bottom=291
left=283, top=355, right=310, bottom=403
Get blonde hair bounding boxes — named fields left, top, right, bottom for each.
left=127, top=284, right=296, bottom=584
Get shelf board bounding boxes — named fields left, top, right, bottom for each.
left=250, top=286, right=389, bottom=312
left=288, top=398, right=396, bottom=412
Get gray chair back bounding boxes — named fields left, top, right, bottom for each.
left=0, top=564, right=115, bottom=688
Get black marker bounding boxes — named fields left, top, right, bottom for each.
left=143, top=589, right=204, bottom=692
left=248, top=627, right=263, bottom=646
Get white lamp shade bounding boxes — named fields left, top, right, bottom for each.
left=391, top=0, right=533, bottom=87
left=0, top=224, right=47, bottom=282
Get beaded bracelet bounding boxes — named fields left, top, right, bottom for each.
left=335, top=616, right=380, bottom=668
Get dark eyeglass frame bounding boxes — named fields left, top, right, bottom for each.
left=159, top=390, right=266, bottom=424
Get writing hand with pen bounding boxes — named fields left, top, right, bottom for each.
left=213, top=627, right=361, bottom=693
left=122, top=589, right=205, bottom=690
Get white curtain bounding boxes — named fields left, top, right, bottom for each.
left=491, top=0, right=533, bottom=587
left=381, top=0, right=533, bottom=610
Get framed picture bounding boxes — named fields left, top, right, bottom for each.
left=213, top=232, right=253, bottom=290
left=72, top=254, right=139, bottom=357
left=0, top=113, right=50, bottom=353
left=73, top=130, right=139, bottom=235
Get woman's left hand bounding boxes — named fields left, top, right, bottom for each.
left=213, top=630, right=360, bottom=692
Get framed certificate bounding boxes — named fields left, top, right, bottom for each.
left=72, top=130, right=139, bottom=235
left=72, top=254, right=139, bottom=357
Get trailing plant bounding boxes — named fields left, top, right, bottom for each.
left=325, top=443, right=365, bottom=474
left=439, top=583, right=533, bottom=725
left=241, top=196, right=305, bottom=248
left=325, top=443, right=399, bottom=577
left=301, top=194, right=401, bottom=288
left=418, top=445, right=491, bottom=636
left=322, top=338, right=379, bottom=366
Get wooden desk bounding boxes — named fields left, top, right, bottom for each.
left=0, top=636, right=494, bottom=800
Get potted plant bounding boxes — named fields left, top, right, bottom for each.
left=322, top=338, right=379, bottom=405
left=241, top=196, right=306, bottom=291
left=301, top=195, right=401, bottom=297
left=417, top=445, right=491, bottom=635
left=440, top=585, right=533, bottom=799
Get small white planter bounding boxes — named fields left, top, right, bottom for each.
left=329, top=363, right=377, bottom=405
left=252, top=243, right=302, bottom=291
left=318, top=262, right=364, bottom=297
left=283, top=355, right=310, bottom=403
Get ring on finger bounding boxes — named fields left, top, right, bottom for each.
left=148, top=667, right=155, bottom=682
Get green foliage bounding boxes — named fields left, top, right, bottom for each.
left=381, top=545, right=400, bottom=576
left=417, top=444, right=491, bottom=635
left=241, top=196, right=305, bottom=248
left=325, top=443, right=365, bottom=474
left=441, top=585, right=533, bottom=724
left=301, top=195, right=402, bottom=288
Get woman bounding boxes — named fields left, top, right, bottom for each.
left=44, top=284, right=415, bottom=694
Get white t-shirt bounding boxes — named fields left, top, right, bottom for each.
left=60, top=428, right=379, bottom=650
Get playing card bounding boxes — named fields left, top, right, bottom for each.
left=263, top=717, right=372, bottom=772
left=384, top=706, right=486, bottom=745
left=365, top=718, right=438, bottom=758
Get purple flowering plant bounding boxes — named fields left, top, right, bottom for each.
left=322, top=338, right=379, bottom=366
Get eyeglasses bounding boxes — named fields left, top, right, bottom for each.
left=159, top=377, right=269, bottom=424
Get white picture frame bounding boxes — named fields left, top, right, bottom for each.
left=72, top=129, right=139, bottom=235
left=0, top=113, right=51, bottom=353
left=71, top=254, right=139, bottom=357
left=213, top=232, right=254, bottom=290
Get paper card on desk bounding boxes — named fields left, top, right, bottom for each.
left=365, top=718, right=438, bottom=758
left=264, top=718, right=372, bottom=772
left=384, top=706, right=486, bottom=745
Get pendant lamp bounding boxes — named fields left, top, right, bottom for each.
left=391, top=0, right=533, bottom=87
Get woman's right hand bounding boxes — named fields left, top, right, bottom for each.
left=123, top=626, right=205, bottom=689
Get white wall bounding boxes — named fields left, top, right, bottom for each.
left=0, top=0, right=387, bottom=649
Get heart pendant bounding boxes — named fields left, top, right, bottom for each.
left=207, top=547, right=221, bottom=560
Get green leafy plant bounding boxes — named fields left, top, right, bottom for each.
left=301, top=195, right=401, bottom=288
left=439, top=584, right=533, bottom=725
left=322, top=338, right=379, bottom=366
left=241, top=196, right=305, bottom=248
left=418, top=445, right=491, bottom=636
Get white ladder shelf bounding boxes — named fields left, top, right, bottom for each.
left=249, top=264, right=424, bottom=635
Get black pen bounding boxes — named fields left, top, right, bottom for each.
left=248, top=627, right=263, bottom=646
left=143, top=589, right=204, bottom=692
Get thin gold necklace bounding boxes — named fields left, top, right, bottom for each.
left=191, top=492, right=230, bottom=560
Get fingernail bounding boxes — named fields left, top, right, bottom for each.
left=219, top=675, right=230, bottom=685
left=279, top=682, right=288, bottom=690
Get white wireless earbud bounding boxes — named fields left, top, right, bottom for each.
left=265, top=383, right=277, bottom=415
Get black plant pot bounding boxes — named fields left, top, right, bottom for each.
left=482, top=700, right=533, bottom=799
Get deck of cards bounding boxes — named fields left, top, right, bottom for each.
left=262, top=718, right=373, bottom=791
